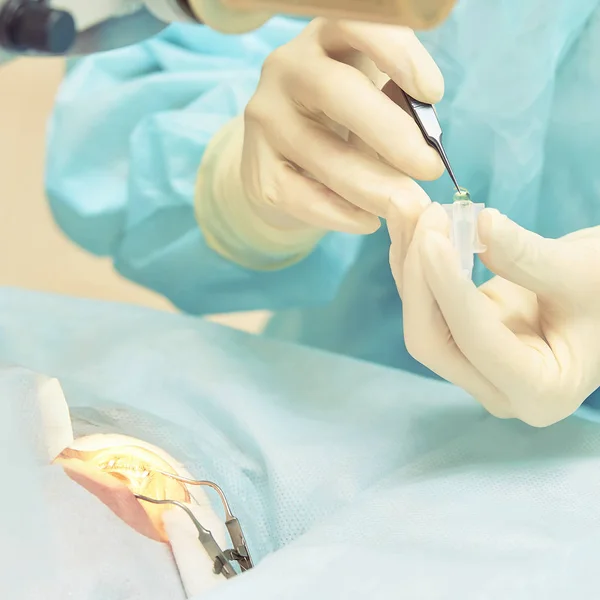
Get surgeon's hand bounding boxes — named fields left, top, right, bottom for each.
left=196, top=19, right=443, bottom=269
left=389, top=203, right=600, bottom=427
left=240, top=18, right=443, bottom=234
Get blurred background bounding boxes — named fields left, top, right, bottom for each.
left=0, top=58, right=268, bottom=333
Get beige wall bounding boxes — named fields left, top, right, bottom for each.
left=0, top=58, right=267, bottom=333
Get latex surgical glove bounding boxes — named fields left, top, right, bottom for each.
left=389, top=203, right=600, bottom=427
left=196, top=18, right=443, bottom=270
left=188, top=0, right=271, bottom=33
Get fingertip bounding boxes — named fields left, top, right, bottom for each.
left=386, top=201, right=401, bottom=230
left=419, top=227, right=462, bottom=278
left=344, top=214, right=381, bottom=235
left=428, top=201, right=447, bottom=217
left=293, top=183, right=381, bottom=235
left=389, top=242, right=406, bottom=298
left=387, top=213, right=403, bottom=250
left=337, top=205, right=382, bottom=234
left=389, top=187, right=430, bottom=215
left=387, top=187, right=430, bottom=246
left=432, top=77, right=445, bottom=104
left=419, top=152, right=446, bottom=181
left=415, top=62, right=445, bottom=104
left=478, top=208, right=523, bottom=264
left=417, top=202, right=450, bottom=232
left=420, top=229, right=448, bottom=258
left=478, top=208, right=502, bottom=245
left=389, top=240, right=401, bottom=272
left=361, top=217, right=383, bottom=235
left=414, top=185, right=433, bottom=208
left=488, top=408, right=514, bottom=421
left=317, top=216, right=381, bottom=235
left=371, top=29, right=443, bottom=104
left=406, top=142, right=445, bottom=181
left=408, top=41, right=445, bottom=104
left=386, top=187, right=424, bottom=224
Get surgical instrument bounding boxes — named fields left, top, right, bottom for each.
left=154, top=469, right=254, bottom=572
left=136, top=470, right=253, bottom=578
left=0, top=0, right=457, bottom=66
left=136, top=495, right=239, bottom=578
left=399, top=88, right=482, bottom=278
left=403, top=91, right=462, bottom=194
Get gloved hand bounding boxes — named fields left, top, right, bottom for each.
left=188, top=0, right=271, bottom=33
left=196, top=18, right=444, bottom=270
left=389, top=202, right=600, bottom=427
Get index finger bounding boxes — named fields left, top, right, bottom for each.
left=319, top=20, right=444, bottom=103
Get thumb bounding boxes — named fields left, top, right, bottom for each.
left=479, top=208, right=565, bottom=297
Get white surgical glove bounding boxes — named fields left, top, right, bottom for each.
left=187, top=0, right=271, bottom=33
left=196, top=18, right=443, bottom=270
left=389, top=202, right=600, bottom=427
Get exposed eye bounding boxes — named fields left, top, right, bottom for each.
left=54, top=443, right=190, bottom=541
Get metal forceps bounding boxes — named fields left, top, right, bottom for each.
left=403, top=92, right=461, bottom=193
left=136, top=471, right=253, bottom=579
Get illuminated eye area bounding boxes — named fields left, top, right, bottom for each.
left=85, top=445, right=190, bottom=502
left=55, top=443, right=190, bottom=542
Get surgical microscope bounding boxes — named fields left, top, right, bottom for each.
left=0, top=0, right=456, bottom=64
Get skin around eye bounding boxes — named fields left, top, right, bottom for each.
left=55, top=444, right=190, bottom=542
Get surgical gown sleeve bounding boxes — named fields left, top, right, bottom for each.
left=45, top=20, right=362, bottom=315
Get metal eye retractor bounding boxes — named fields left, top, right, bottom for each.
left=136, top=471, right=253, bottom=579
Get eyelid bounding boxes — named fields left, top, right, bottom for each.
left=55, top=443, right=192, bottom=509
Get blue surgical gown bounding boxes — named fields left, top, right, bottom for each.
left=45, top=0, right=600, bottom=405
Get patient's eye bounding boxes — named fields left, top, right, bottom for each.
left=86, top=445, right=190, bottom=503
left=55, top=441, right=190, bottom=541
